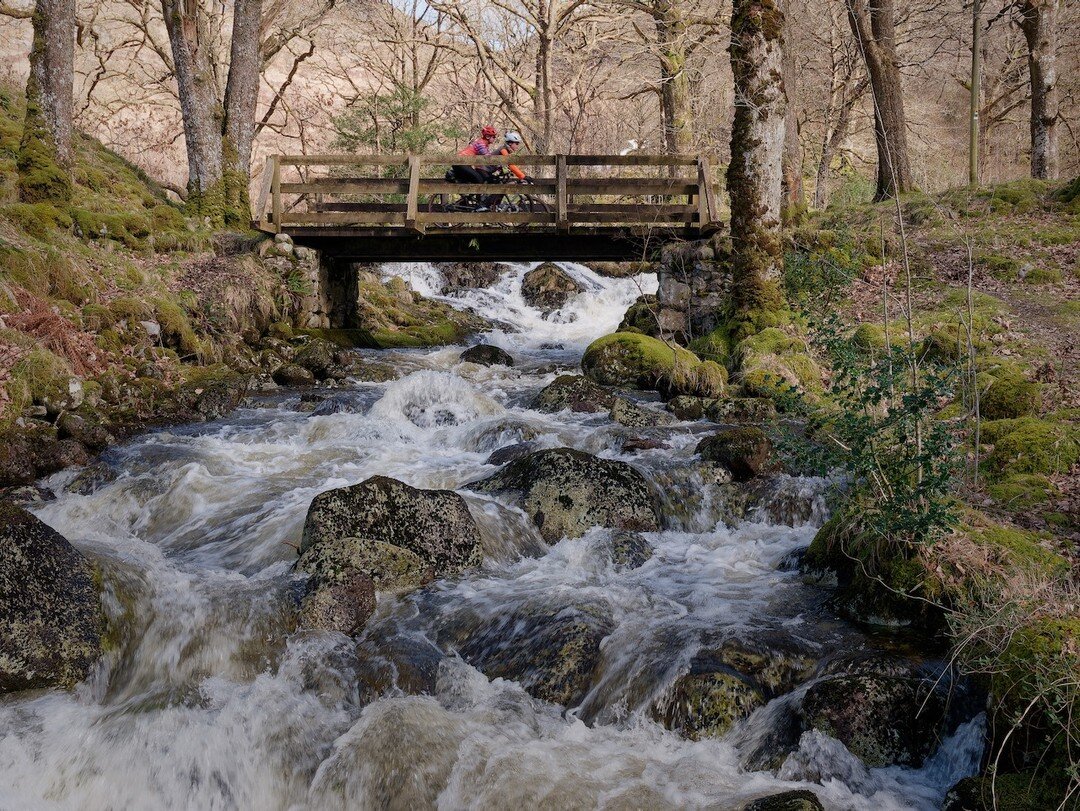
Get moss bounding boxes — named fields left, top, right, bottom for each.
left=7, top=346, right=72, bottom=414
left=986, top=474, right=1057, bottom=509
left=983, top=417, right=1079, bottom=476
left=981, top=368, right=1041, bottom=420
left=0, top=202, right=72, bottom=239
left=1024, top=266, right=1062, bottom=284
left=734, top=327, right=823, bottom=405
left=688, top=326, right=732, bottom=364
left=152, top=298, right=201, bottom=357
left=945, top=773, right=1076, bottom=811
left=962, top=520, right=1069, bottom=577
left=851, top=323, right=887, bottom=349
left=16, top=80, right=72, bottom=205
left=582, top=332, right=704, bottom=393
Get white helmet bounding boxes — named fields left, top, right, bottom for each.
left=504, top=131, right=522, bottom=144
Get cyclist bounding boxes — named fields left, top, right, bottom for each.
left=452, top=125, right=498, bottom=185
left=483, top=131, right=536, bottom=208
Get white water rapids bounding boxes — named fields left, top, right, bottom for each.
left=0, top=262, right=981, bottom=810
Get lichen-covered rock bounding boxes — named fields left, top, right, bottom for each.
left=300, top=477, right=483, bottom=575
left=742, top=790, right=824, bottom=811
left=460, top=344, right=515, bottom=367
left=452, top=600, right=613, bottom=707
left=667, top=395, right=706, bottom=420
left=799, top=672, right=948, bottom=766
left=55, top=410, right=114, bottom=452
left=521, top=262, right=583, bottom=311
left=704, top=397, right=778, bottom=424
left=293, top=338, right=337, bottom=380
left=0, top=505, right=104, bottom=692
left=272, top=363, right=316, bottom=387
left=610, top=397, right=676, bottom=429
left=582, top=332, right=702, bottom=391
left=532, top=374, right=616, bottom=414
left=469, top=448, right=660, bottom=542
left=697, top=427, right=774, bottom=481
left=298, top=571, right=376, bottom=635
left=297, top=537, right=435, bottom=594
left=618, top=294, right=663, bottom=338
left=608, top=530, right=654, bottom=568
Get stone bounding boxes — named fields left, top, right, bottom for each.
left=533, top=374, right=615, bottom=414
left=298, top=572, right=376, bottom=635
left=435, top=261, right=503, bottom=291
left=697, top=427, right=773, bottom=482
left=56, top=411, right=114, bottom=452
left=485, top=441, right=537, bottom=467
left=742, top=790, right=824, bottom=811
left=293, top=338, right=337, bottom=380
left=610, top=397, right=676, bottom=429
left=799, top=671, right=949, bottom=767
left=704, top=397, right=778, bottom=424
left=139, top=320, right=161, bottom=339
left=42, top=377, right=84, bottom=418
left=469, top=447, right=660, bottom=542
left=460, top=344, right=515, bottom=367
left=67, top=461, right=119, bottom=495
left=272, top=363, right=316, bottom=387
left=297, top=537, right=435, bottom=594
left=0, top=505, right=104, bottom=692
left=300, top=476, right=483, bottom=575
left=608, top=530, right=653, bottom=568
left=667, top=395, right=707, bottom=420
left=618, top=294, right=663, bottom=338
left=521, top=263, right=583, bottom=311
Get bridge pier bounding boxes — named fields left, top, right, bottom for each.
left=654, top=238, right=731, bottom=343
left=295, top=249, right=358, bottom=330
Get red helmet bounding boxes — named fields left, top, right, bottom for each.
left=481, top=125, right=497, bottom=139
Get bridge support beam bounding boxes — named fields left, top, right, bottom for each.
left=294, top=248, right=359, bottom=330
left=654, top=238, right=731, bottom=344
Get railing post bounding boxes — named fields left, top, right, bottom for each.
left=405, top=155, right=422, bottom=232
left=271, top=154, right=282, bottom=234
left=696, top=157, right=711, bottom=231
left=255, top=155, right=273, bottom=230
left=556, top=154, right=568, bottom=232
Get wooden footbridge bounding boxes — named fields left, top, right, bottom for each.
left=254, top=153, right=720, bottom=261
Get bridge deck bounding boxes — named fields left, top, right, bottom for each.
left=254, top=153, right=719, bottom=261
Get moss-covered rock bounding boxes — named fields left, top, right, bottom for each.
left=582, top=332, right=724, bottom=398
left=520, top=262, right=583, bottom=311
left=609, top=396, right=676, bottom=429
left=986, top=474, right=1058, bottom=508
left=981, top=368, right=1041, bottom=420
left=532, top=374, right=615, bottom=414
left=353, top=270, right=488, bottom=348
left=983, top=417, right=1079, bottom=476
left=735, top=327, right=823, bottom=405
left=800, top=671, right=949, bottom=767
left=300, top=476, right=483, bottom=576
left=697, top=427, right=773, bottom=481
left=293, top=337, right=337, bottom=380
left=272, top=363, right=316, bottom=387
left=704, top=397, right=779, bottom=424
left=943, top=773, right=1075, bottom=811
left=1, top=505, right=104, bottom=692
left=618, top=294, right=663, bottom=338
left=469, top=447, right=660, bottom=542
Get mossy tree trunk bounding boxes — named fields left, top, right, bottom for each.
left=727, top=0, right=787, bottom=336
left=222, top=0, right=263, bottom=226
left=17, top=0, right=75, bottom=204
left=845, top=0, right=912, bottom=200
left=162, top=0, right=226, bottom=224
left=1018, top=0, right=1059, bottom=180
left=780, top=0, right=804, bottom=222
left=655, top=0, right=694, bottom=155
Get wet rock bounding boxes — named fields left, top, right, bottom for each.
left=272, top=363, right=316, bottom=387
left=618, top=294, right=663, bottom=338
left=620, top=436, right=667, bottom=453
left=608, top=530, right=653, bottom=568
left=742, top=790, right=824, bottom=811
left=610, top=396, right=676, bottom=429
left=300, top=476, right=483, bottom=576
left=705, top=397, right=779, bottom=424
left=67, top=461, right=119, bottom=495
left=310, top=395, right=358, bottom=416
left=470, top=447, right=660, bottom=542
left=182, top=371, right=252, bottom=421
left=485, top=441, right=537, bottom=467
left=41, top=377, right=84, bottom=419
left=293, top=338, right=336, bottom=380
left=532, top=374, right=615, bottom=414
left=697, top=427, right=774, bottom=482
left=56, top=411, right=114, bottom=452
left=298, top=537, right=435, bottom=594
left=589, top=261, right=654, bottom=278
left=298, top=571, right=376, bottom=635
left=354, top=627, right=444, bottom=697
left=521, top=262, right=583, bottom=311
left=799, top=671, right=949, bottom=767
left=436, top=261, right=502, bottom=292
left=460, top=344, right=515, bottom=367
left=0, top=505, right=104, bottom=692
left=34, top=437, right=92, bottom=473
left=343, top=357, right=400, bottom=383
left=453, top=601, right=613, bottom=707
left=667, top=395, right=706, bottom=420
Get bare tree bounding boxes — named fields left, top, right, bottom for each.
left=16, top=0, right=75, bottom=203
left=1016, top=0, right=1059, bottom=179
left=728, top=0, right=786, bottom=332
left=780, top=0, right=804, bottom=219
left=845, top=0, right=913, bottom=199
left=223, top=0, right=262, bottom=216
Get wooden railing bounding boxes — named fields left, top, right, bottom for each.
left=254, top=153, right=719, bottom=235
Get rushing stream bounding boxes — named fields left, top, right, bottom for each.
left=0, top=262, right=981, bottom=810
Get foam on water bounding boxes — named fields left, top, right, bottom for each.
left=0, top=262, right=981, bottom=810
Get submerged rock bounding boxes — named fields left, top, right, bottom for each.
left=469, top=447, right=660, bottom=542
left=450, top=600, right=613, bottom=707
left=609, top=396, right=676, bottom=429
left=532, top=374, right=615, bottom=414
left=521, top=263, right=583, bottom=311
left=608, top=530, right=654, bottom=569
left=298, top=571, right=376, bottom=635
left=485, top=441, right=537, bottom=467
left=460, top=344, right=515, bottom=367
left=742, top=790, right=824, bottom=811
left=697, top=427, right=774, bottom=482
left=0, top=504, right=104, bottom=692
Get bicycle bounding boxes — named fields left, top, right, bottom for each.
left=426, top=170, right=550, bottom=222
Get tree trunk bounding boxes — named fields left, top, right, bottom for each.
left=223, top=0, right=263, bottom=225
left=780, top=4, right=803, bottom=222
left=18, top=0, right=75, bottom=203
left=727, top=0, right=787, bottom=334
left=845, top=0, right=912, bottom=200
left=162, top=0, right=225, bottom=222
left=655, top=1, right=693, bottom=155
left=1018, top=0, right=1058, bottom=180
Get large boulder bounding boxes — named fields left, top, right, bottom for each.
left=1, top=505, right=104, bottom=692
left=469, top=448, right=660, bottom=542
left=447, top=600, right=613, bottom=707
left=297, top=571, right=376, bottom=635
left=300, top=476, right=483, bottom=573
left=582, top=332, right=725, bottom=399
left=293, top=338, right=337, bottom=380
left=460, top=344, right=514, bottom=367
left=533, top=374, right=615, bottom=414
left=435, top=261, right=503, bottom=292
left=696, top=427, right=774, bottom=482
left=521, top=263, right=583, bottom=311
